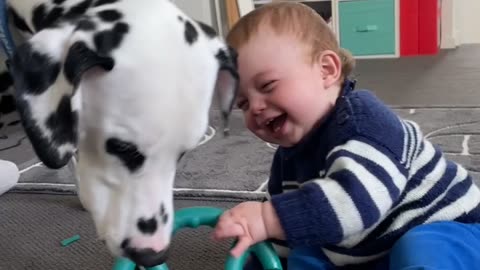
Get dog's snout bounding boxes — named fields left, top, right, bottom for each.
left=122, top=239, right=169, bottom=267
left=125, top=247, right=169, bottom=267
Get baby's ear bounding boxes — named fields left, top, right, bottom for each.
left=319, top=50, right=342, bottom=88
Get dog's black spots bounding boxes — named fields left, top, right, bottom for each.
left=184, top=21, right=198, bottom=45
left=93, top=0, right=118, bottom=7
left=114, top=22, right=129, bottom=33
left=215, top=48, right=239, bottom=79
left=159, top=203, right=168, bottom=225
left=75, top=19, right=96, bottom=31
left=97, top=9, right=122, bottom=22
left=45, top=96, right=78, bottom=145
left=10, top=43, right=61, bottom=96
left=64, top=0, right=93, bottom=19
left=177, top=15, right=183, bottom=22
left=162, top=213, right=168, bottom=225
left=32, top=4, right=47, bottom=31
left=121, top=238, right=130, bottom=250
left=196, top=20, right=216, bottom=39
left=32, top=4, right=64, bottom=31
left=32, top=4, right=46, bottom=31
left=94, top=22, right=129, bottom=55
left=137, top=217, right=158, bottom=235
left=215, top=49, right=228, bottom=65
left=13, top=97, right=73, bottom=169
left=0, top=71, right=13, bottom=93
left=46, top=6, right=64, bottom=26
left=64, top=41, right=114, bottom=86
left=105, top=137, right=145, bottom=172
left=113, top=22, right=130, bottom=34
left=53, top=0, right=67, bottom=5
left=160, top=203, right=165, bottom=216
left=0, top=94, right=16, bottom=114
left=9, top=8, right=33, bottom=34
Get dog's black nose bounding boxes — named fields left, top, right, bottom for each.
left=125, top=247, right=169, bottom=267
left=122, top=240, right=169, bottom=267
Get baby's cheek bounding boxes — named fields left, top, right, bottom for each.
left=245, top=119, right=257, bottom=132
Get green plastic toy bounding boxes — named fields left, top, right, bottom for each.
left=112, top=207, right=283, bottom=270
left=61, top=234, right=81, bottom=247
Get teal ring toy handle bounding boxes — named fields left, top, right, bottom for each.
left=173, top=207, right=223, bottom=234
left=113, top=207, right=283, bottom=270
left=225, top=241, right=282, bottom=270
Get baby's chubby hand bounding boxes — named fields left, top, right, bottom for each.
left=212, top=201, right=285, bottom=258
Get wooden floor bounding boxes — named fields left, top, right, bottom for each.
left=353, top=44, right=480, bottom=107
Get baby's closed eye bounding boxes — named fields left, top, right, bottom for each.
left=259, top=80, right=277, bottom=93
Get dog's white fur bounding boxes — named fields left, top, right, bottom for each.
left=7, top=0, right=238, bottom=264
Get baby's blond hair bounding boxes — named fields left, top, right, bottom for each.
left=226, top=1, right=355, bottom=80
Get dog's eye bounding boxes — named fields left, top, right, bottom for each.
left=105, top=138, right=145, bottom=172
left=106, top=138, right=137, bottom=154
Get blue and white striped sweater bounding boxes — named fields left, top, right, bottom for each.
left=268, top=82, right=480, bottom=267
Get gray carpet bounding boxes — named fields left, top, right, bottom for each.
left=354, top=44, right=480, bottom=107
left=0, top=193, right=243, bottom=270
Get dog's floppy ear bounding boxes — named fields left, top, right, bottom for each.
left=214, top=45, right=239, bottom=136
left=10, top=25, right=114, bottom=169
left=194, top=20, right=239, bottom=136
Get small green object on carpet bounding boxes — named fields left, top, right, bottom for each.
left=61, top=234, right=80, bottom=247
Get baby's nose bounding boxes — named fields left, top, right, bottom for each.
left=121, top=238, right=170, bottom=267
left=250, top=98, right=266, bottom=115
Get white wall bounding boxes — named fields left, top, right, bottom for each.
left=455, top=0, right=480, bottom=45
left=441, top=0, right=456, bottom=48
left=442, top=0, right=480, bottom=48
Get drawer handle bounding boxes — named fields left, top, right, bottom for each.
left=355, top=25, right=378, bottom=32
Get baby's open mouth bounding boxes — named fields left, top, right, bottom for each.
left=266, top=114, right=287, bottom=133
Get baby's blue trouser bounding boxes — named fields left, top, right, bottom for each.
left=388, top=221, right=480, bottom=270
left=244, top=221, right=480, bottom=270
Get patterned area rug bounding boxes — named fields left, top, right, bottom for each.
left=2, top=107, right=480, bottom=199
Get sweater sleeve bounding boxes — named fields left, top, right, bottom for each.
left=270, top=137, right=409, bottom=247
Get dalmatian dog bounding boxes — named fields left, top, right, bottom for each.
left=6, top=0, right=238, bottom=267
